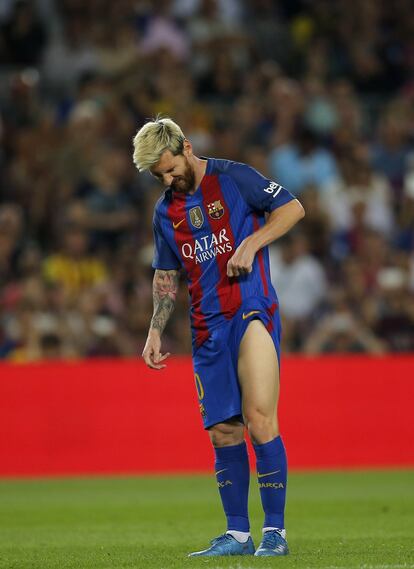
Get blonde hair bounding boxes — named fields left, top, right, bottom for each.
left=132, top=116, right=185, bottom=172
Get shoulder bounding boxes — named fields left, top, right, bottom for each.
left=209, top=157, right=253, bottom=177
left=153, top=189, right=173, bottom=222
left=209, top=158, right=266, bottom=187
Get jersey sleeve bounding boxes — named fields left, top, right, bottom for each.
left=229, top=162, right=296, bottom=213
left=152, top=212, right=181, bottom=270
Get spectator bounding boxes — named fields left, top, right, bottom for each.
left=371, top=113, right=411, bottom=192
left=139, top=0, right=190, bottom=62
left=304, top=289, right=386, bottom=354
left=375, top=268, right=414, bottom=352
left=43, top=224, right=107, bottom=296
left=304, top=312, right=386, bottom=354
left=69, top=147, right=137, bottom=250
left=42, top=15, right=99, bottom=92
left=268, top=125, right=339, bottom=195
left=0, top=0, right=47, bottom=65
left=269, top=232, right=327, bottom=352
left=0, top=203, right=24, bottom=282
left=270, top=232, right=327, bottom=320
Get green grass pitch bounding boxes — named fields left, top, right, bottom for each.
left=0, top=470, right=413, bottom=569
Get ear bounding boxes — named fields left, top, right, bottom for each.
left=183, top=139, right=193, bottom=157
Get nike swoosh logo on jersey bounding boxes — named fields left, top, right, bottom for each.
left=215, top=468, right=228, bottom=476
left=257, top=470, right=281, bottom=478
left=242, top=310, right=261, bottom=320
left=173, top=219, right=185, bottom=229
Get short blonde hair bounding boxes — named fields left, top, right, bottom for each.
left=132, top=117, right=185, bottom=172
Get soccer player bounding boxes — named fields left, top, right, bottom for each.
left=133, top=117, right=305, bottom=557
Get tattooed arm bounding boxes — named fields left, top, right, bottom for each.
left=142, top=269, right=180, bottom=370
left=150, top=269, right=179, bottom=334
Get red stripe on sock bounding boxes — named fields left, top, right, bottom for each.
left=199, top=175, right=242, bottom=319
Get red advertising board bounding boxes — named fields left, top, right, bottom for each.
left=0, top=356, right=413, bottom=476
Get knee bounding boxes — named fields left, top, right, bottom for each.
left=244, top=408, right=279, bottom=445
left=208, top=421, right=244, bottom=448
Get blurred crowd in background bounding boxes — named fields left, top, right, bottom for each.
left=0, top=0, right=414, bottom=361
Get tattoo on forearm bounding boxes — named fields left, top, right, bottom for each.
left=150, top=269, right=179, bottom=334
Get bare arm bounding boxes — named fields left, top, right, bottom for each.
left=150, top=269, right=180, bottom=334
left=227, top=199, right=305, bottom=277
left=142, top=269, right=180, bottom=369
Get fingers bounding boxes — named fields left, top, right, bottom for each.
left=158, top=352, right=170, bottom=362
left=227, top=262, right=252, bottom=277
left=227, top=241, right=255, bottom=277
left=142, top=349, right=153, bottom=367
left=146, top=357, right=167, bottom=370
left=142, top=347, right=169, bottom=370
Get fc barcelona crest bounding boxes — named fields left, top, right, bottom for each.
left=207, top=200, right=225, bottom=220
left=189, top=206, right=204, bottom=229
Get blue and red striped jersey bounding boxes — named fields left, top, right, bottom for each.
left=152, top=158, right=296, bottom=347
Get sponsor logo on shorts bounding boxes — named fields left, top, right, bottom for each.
left=242, top=310, right=261, bottom=320
left=215, top=469, right=227, bottom=476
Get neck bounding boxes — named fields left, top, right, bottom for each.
left=191, top=156, right=208, bottom=193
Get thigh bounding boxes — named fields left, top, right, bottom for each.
left=237, top=319, right=280, bottom=418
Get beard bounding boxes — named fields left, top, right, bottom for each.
left=171, top=159, right=196, bottom=194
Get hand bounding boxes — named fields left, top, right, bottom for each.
left=227, top=237, right=256, bottom=277
left=142, top=331, right=170, bottom=370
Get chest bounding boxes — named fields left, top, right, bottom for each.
left=166, top=176, right=241, bottom=242
left=161, top=182, right=244, bottom=267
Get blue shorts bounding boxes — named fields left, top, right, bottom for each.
left=192, top=297, right=281, bottom=429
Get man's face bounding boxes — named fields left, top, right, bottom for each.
left=150, top=150, right=195, bottom=194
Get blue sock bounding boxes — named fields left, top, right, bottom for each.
left=253, top=435, right=287, bottom=529
left=214, top=442, right=250, bottom=532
